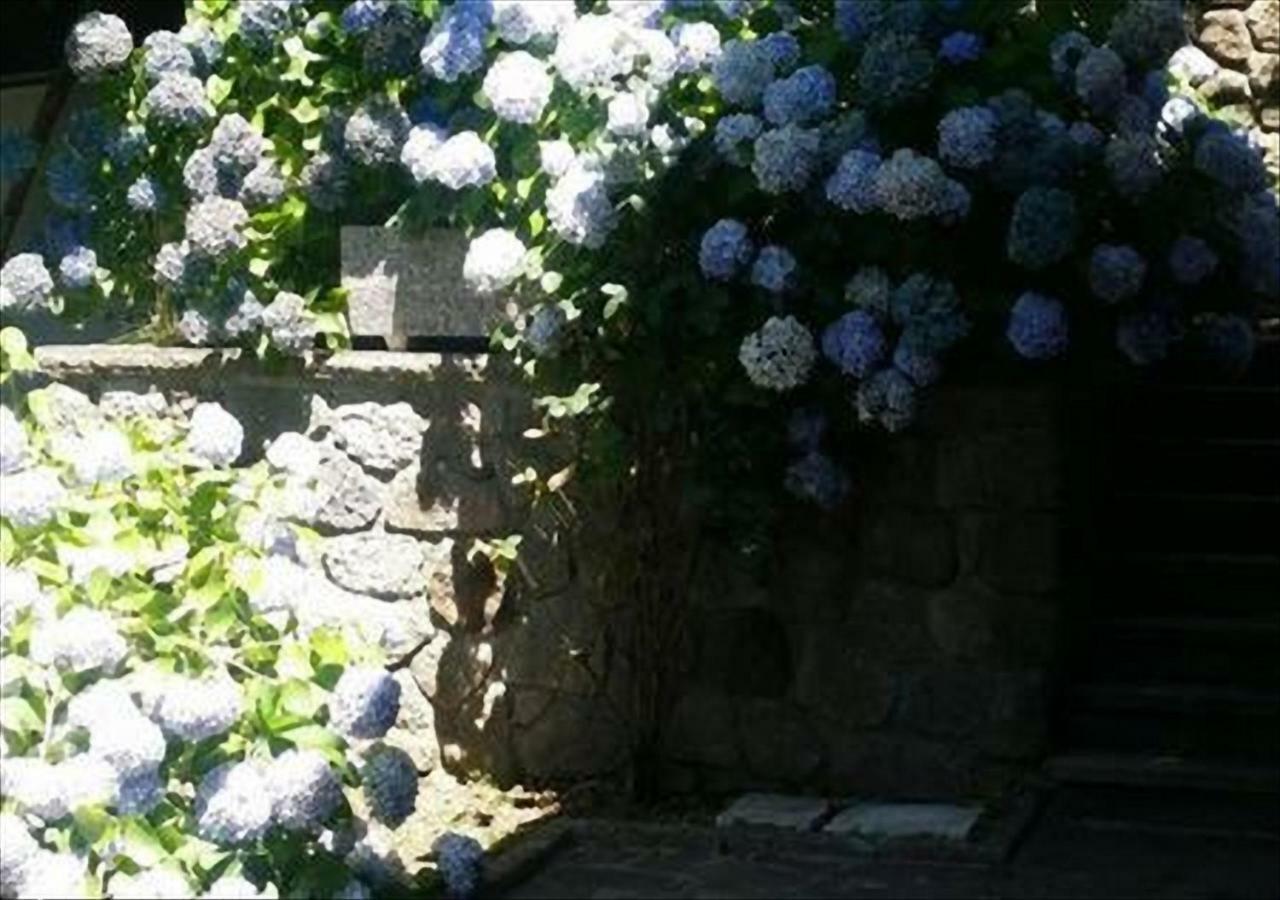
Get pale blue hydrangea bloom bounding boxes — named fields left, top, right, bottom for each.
left=1107, top=0, right=1186, bottom=69
left=1049, top=30, right=1091, bottom=85
left=106, top=124, right=148, bottom=165
left=939, top=31, right=983, bottom=65
left=673, top=21, right=722, bottom=73
left=300, top=151, right=348, bottom=211
left=785, top=451, right=850, bottom=509
left=751, top=245, right=798, bottom=293
left=547, top=162, right=616, bottom=248
left=238, top=0, right=293, bottom=49
left=836, top=0, right=930, bottom=45
left=712, top=39, right=776, bottom=108
left=179, top=21, right=223, bottom=73
left=1007, top=292, right=1068, bottom=359
left=825, top=149, right=881, bottom=213
left=714, top=113, right=762, bottom=165
left=760, top=32, right=801, bottom=71
left=1088, top=244, right=1146, bottom=304
left=845, top=266, right=892, bottom=317
left=822, top=310, right=887, bottom=378
left=1194, top=313, right=1255, bottom=374
left=872, top=149, right=970, bottom=222
left=421, top=8, right=488, bottom=82
left=65, top=11, right=134, bottom=80
left=340, top=0, right=390, bottom=34
left=698, top=218, right=753, bottom=280
left=142, top=31, right=194, bottom=83
left=57, top=245, right=96, bottom=290
left=362, top=744, right=419, bottom=827
left=46, top=151, right=92, bottom=210
left=434, top=833, right=485, bottom=900
left=1, top=253, right=54, bottom=311
left=763, top=65, right=836, bottom=127
left=343, top=100, right=410, bottom=167
left=856, top=368, right=917, bottom=432
left=752, top=124, right=821, bottom=194
left=1007, top=187, right=1077, bottom=270
left=145, top=74, right=211, bottom=128
left=937, top=106, right=997, bottom=169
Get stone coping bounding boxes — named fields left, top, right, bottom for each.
left=32, top=344, right=496, bottom=384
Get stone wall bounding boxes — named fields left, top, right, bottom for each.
left=1193, top=0, right=1280, bottom=177
left=29, top=347, right=1066, bottom=802
left=664, top=386, right=1066, bottom=800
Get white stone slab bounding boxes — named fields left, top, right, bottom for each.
left=824, top=802, right=982, bottom=842
left=715, top=793, right=831, bottom=831
left=341, top=226, right=518, bottom=339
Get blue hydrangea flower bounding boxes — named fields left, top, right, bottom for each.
left=762, top=65, right=836, bottom=127
left=1193, top=314, right=1255, bottom=375
left=106, top=125, right=148, bottom=165
left=822, top=310, right=888, bottom=378
left=825, top=149, right=881, bottom=213
left=760, top=32, right=801, bottom=71
left=1007, top=292, right=1068, bottom=360
left=787, top=408, right=827, bottom=452
left=785, top=451, right=850, bottom=509
left=340, top=0, right=390, bottom=34
left=1007, top=187, right=1077, bottom=270
left=752, top=124, right=822, bottom=194
left=937, top=106, right=997, bottom=169
left=1167, top=235, right=1218, bottom=285
left=858, top=32, right=934, bottom=110
left=893, top=339, right=942, bottom=387
left=891, top=274, right=969, bottom=356
left=699, top=219, right=753, bottom=281
left=0, top=129, right=37, bottom=183
left=46, top=151, right=92, bottom=211
left=856, top=367, right=917, bottom=432
left=836, top=0, right=931, bottom=45
left=420, top=8, right=487, bottom=82
left=1074, top=46, right=1125, bottom=115
left=57, top=245, right=97, bottom=290
left=939, top=31, right=983, bottom=65
left=1106, top=133, right=1164, bottom=200
left=1116, top=307, right=1179, bottom=366
left=238, top=0, right=293, bottom=50
left=1088, top=244, right=1146, bottom=304
left=1194, top=131, right=1268, bottom=195
left=751, top=245, right=798, bottom=293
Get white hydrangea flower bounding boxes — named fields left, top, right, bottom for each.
left=262, top=291, right=318, bottom=356
left=329, top=667, right=400, bottom=739
left=482, top=52, right=553, bottom=125
left=492, top=0, right=576, bottom=45
left=240, top=159, right=287, bottom=209
left=400, top=123, right=449, bottom=183
left=195, top=761, right=275, bottom=845
left=67, top=427, right=134, bottom=485
left=0, top=813, right=39, bottom=898
left=673, top=21, right=722, bottom=73
left=1, top=253, right=55, bottom=312
left=739, top=316, right=816, bottom=391
left=66, top=679, right=139, bottom=732
left=14, top=850, right=89, bottom=899
left=547, top=162, right=617, bottom=248
left=185, top=196, right=249, bottom=258
left=177, top=308, right=216, bottom=347
left=699, top=218, right=753, bottom=281
left=0, top=566, right=47, bottom=638
left=344, top=100, right=411, bottom=167
left=30, top=608, right=128, bottom=674
left=145, top=74, right=212, bottom=128
left=142, top=31, right=195, bottom=83
left=267, top=749, right=343, bottom=833
left=65, top=11, right=133, bottom=80
left=0, top=467, right=67, bottom=528
left=606, top=91, right=651, bottom=137
left=186, top=402, right=244, bottom=467
left=0, top=405, right=30, bottom=475
left=633, top=28, right=678, bottom=86
left=132, top=670, right=238, bottom=741
left=204, top=875, right=280, bottom=900
left=553, top=13, right=636, bottom=93
left=5, top=755, right=118, bottom=821
left=109, top=867, right=196, bottom=900
left=424, top=132, right=497, bottom=190
left=538, top=140, right=576, bottom=178
left=751, top=245, right=798, bottom=293
left=463, top=229, right=527, bottom=295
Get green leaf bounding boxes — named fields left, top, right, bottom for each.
left=205, top=74, right=234, bottom=108
left=0, top=697, right=42, bottom=736
left=290, top=97, right=323, bottom=125
left=120, top=818, right=169, bottom=867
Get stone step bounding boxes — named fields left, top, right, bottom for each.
left=1110, top=385, right=1280, bottom=440
left=1102, top=552, right=1280, bottom=613
left=1113, top=437, right=1280, bottom=496
left=1046, top=753, right=1280, bottom=794
left=1043, top=784, right=1280, bottom=843
left=1087, top=616, right=1280, bottom=687
left=1104, top=492, right=1280, bottom=553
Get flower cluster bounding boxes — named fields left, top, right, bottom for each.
left=0, top=387, right=413, bottom=899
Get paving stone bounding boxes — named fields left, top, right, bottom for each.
left=323, top=532, right=427, bottom=599
left=715, top=794, right=831, bottom=832
left=824, top=803, right=983, bottom=843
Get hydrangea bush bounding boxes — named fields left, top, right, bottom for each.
left=0, top=372, right=424, bottom=898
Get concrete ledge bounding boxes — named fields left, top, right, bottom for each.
left=32, top=345, right=497, bottom=385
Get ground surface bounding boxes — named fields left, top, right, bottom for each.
left=497, top=804, right=1280, bottom=899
